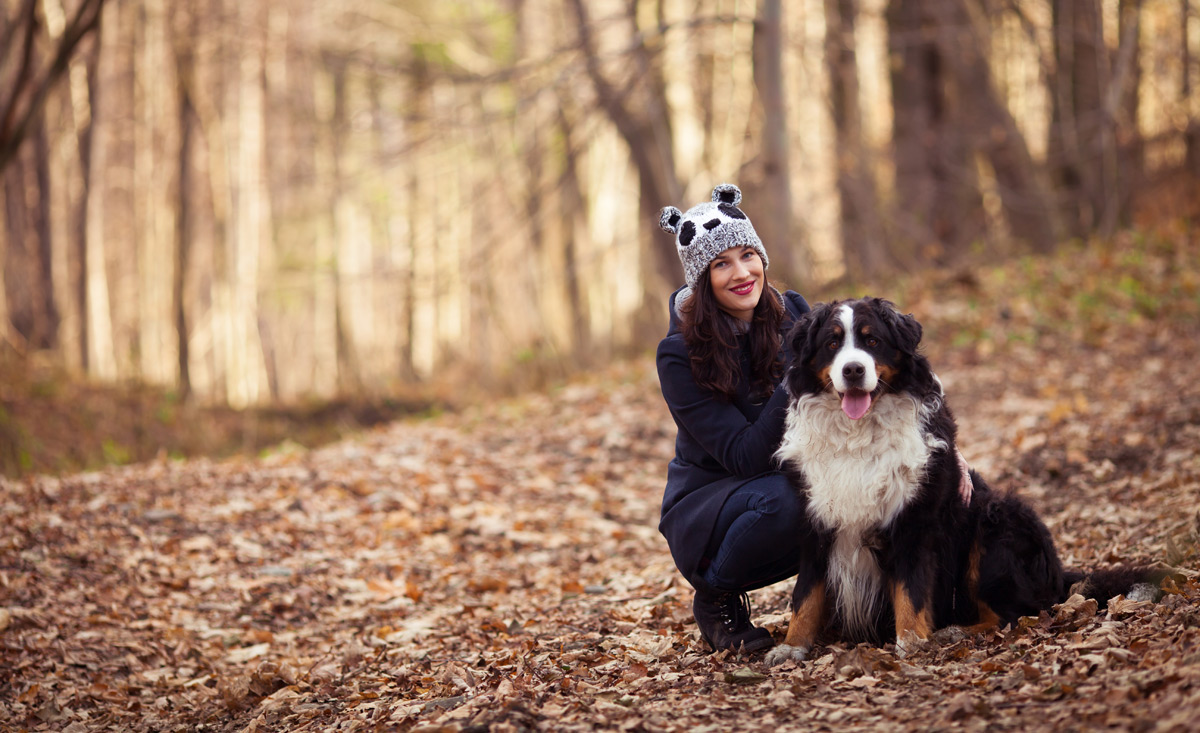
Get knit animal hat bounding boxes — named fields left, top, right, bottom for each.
left=659, top=183, right=769, bottom=290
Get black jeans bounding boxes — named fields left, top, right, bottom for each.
left=700, top=472, right=808, bottom=593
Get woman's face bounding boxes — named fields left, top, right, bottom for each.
left=708, top=246, right=764, bottom=322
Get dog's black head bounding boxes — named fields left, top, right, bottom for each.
left=785, top=297, right=931, bottom=419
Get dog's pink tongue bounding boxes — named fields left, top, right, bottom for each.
left=842, top=391, right=872, bottom=420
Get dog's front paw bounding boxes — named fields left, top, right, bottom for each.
left=895, top=630, right=930, bottom=659
left=764, top=643, right=810, bottom=667
left=932, top=625, right=968, bottom=645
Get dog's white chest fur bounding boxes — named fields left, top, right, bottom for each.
left=775, top=392, right=946, bottom=637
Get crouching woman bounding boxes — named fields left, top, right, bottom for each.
left=655, top=184, right=814, bottom=653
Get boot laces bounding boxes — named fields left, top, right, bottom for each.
left=717, top=592, right=752, bottom=633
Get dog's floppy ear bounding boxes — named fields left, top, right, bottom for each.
left=877, top=298, right=922, bottom=354
left=789, top=302, right=832, bottom=362
left=784, top=302, right=833, bottom=398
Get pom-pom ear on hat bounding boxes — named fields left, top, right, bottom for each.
left=711, top=183, right=742, bottom=207
left=659, top=207, right=683, bottom=234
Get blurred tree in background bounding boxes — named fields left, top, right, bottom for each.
left=2, top=0, right=1198, bottom=407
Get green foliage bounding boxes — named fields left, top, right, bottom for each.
left=0, top=403, right=31, bottom=476
left=30, top=378, right=59, bottom=399
left=824, top=223, right=1198, bottom=359
left=409, top=41, right=455, bottom=72
left=101, top=439, right=132, bottom=466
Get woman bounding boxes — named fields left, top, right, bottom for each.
left=656, top=184, right=814, bottom=653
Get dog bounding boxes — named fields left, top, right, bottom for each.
left=764, top=297, right=1158, bottom=666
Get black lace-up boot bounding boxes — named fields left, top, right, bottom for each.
left=692, top=590, right=774, bottom=653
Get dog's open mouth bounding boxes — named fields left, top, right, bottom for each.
left=840, top=389, right=873, bottom=420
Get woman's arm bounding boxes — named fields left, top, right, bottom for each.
left=657, top=338, right=788, bottom=477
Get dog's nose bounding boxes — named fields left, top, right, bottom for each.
left=843, top=362, right=866, bottom=380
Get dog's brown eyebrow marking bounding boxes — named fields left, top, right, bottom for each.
left=861, top=325, right=872, bottom=335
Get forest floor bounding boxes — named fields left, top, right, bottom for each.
left=0, top=357, right=446, bottom=479
left=3, top=227, right=1200, bottom=732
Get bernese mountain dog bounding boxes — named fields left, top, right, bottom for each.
left=765, top=297, right=1159, bottom=666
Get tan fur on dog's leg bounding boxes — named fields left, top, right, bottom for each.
left=765, top=581, right=826, bottom=666
left=892, top=580, right=932, bottom=657
left=892, top=580, right=932, bottom=638
left=961, top=540, right=1001, bottom=635
left=962, top=602, right=1001, bottom=635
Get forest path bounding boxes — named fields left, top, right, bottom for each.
left=4, top=259, right=1200, bottom=730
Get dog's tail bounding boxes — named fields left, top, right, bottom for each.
left=1062, top=565, right=1171, bottom=604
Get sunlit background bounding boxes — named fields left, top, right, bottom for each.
left=2, top=0, right=1197, bottom=407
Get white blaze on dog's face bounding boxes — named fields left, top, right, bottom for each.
left=830, top=304, right=879, bottom=419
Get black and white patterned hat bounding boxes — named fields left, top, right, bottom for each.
left=659, top=183, right=769, bottom=291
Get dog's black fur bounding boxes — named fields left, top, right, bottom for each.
left=765, top=298, right=1158, bottom=663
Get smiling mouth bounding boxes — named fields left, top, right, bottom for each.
left=730, top=281, right=756, bottom=296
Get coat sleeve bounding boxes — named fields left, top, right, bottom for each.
left=657, top=337, right=788, bottom=478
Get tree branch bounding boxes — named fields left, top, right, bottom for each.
left=0, top=0, right=106, bottom=173
left=0, top=0, right=41, bottom=146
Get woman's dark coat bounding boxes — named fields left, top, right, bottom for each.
left=656, top=286, right=810, bottom=592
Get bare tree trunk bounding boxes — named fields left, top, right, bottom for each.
left=1183, top=0, right=1200, bottom=175
left=84, top=0, right=116, bottom=379
left=222, top=0, right=268, bottom=406
left=1106, top=0, right=1143, bottom=234
left=331, top=80, right=362, bottom=395
left=32, top=115, right=58, bottom=349
left=0, top=182, right=9, bottom=351
left=568, top=0, right=681, bottom=341
left=887, top=0, right=983, bottom=265
left=171, top=0, right=196, bottom=401
left=71, top=30, right=101, bottom=372
left=1050, top=0, right=1107, bottom=237
left=186, top=0, right=231, bottom=401
left=928, top=0, right=1059, bottom=252
left=750, top=0, right=799, bottom=284
left=1, top=117, right=57, bottom=350
left=135, top=0, right=176, bottom=385
left=513, top=0, right=548, bottom=351
left=695, top=0, right=719, bottom=175
left=399, top=55, right=430, bottom=382
left=2, top=160, right=31, bottom=351
left=366, top=75, right=398, bottom=387
left=466, top=179, right=494, bottom=385
left=557, top=103, right=592, bottom=364
left=175, top=83, right=193, bottom=401
left=325, top=57, right=363, bottom=394
left=824, top=0, right=889, bottom=281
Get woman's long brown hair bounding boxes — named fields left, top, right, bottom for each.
left=680, top=262, right=785, bottom=401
